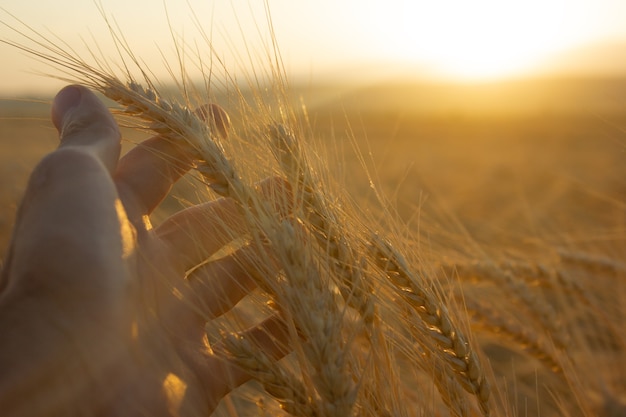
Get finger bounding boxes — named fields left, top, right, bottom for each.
left=184, top=243, right=278, bottom=320
left=51, top=85, right=121, bottom=173
left=114, top=135, right=197, bottom=227
left=1, top=148, right=130, bottom=300
left=156, top=176, right=291, bottom=270
left=114, top=104, right=231, bottom=225
left=198, top=315, right=291, bottom=412
left=196, top=103, right=231, bottom=140
left=186, top=250, right=258, bottom=320
left=1, top=85, right=128, bottom=297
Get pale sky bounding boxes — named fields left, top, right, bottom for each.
left=1, top=0, right=626, bottom=95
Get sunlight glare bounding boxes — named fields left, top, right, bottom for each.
left=375, top=0, right=572, bottom=80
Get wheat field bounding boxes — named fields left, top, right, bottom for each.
left=1, top=8, right=626, bottom=417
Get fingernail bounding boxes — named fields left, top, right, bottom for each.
left=51, top=85, right=83, bottom=131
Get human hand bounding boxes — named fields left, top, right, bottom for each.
left=0, top=85, right=287, bottom=416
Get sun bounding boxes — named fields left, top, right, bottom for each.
left=373, top=0, right=572, bottom=81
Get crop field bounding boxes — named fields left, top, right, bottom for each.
left=1, top=77, right=625, bottom=416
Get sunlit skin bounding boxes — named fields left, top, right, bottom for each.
left=0, top=85, right=289, bottom=416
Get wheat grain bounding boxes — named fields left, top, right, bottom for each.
left=464, top=299, right=564, bottom=374
left=221, top=332, right=318, bottom=417
left=369, top=234, right=491, bottom=416
left=444, top=261, right=568, bottom=350
left=268, top=123, right=376, bottom=328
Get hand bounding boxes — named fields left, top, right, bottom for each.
left=0, top=85, right=287, bottom=416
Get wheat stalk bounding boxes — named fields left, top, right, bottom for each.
left=266, top=123, right=492, bottom=415
left=268, top=124, right=376, bottom=327
left=221, top=332, right=318, bottom=417
left=268, top=220, right=357, bottom=416
left=2, top=18, right=493, bottom=417
left=4, top=28, right=359, bottom=412
left=369, top=234, right=491, bottom=416
left=443, top=261, right=568, bottom=350
left=7, top=8, right=626, bottom=417
left=464, top=298, right=564, bottom=374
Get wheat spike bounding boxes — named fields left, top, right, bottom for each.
left=221, top=332, right=319, bottom=417
left=269, top=124, right=376, bottom=327
left=369, top=234, right=491, bottom=416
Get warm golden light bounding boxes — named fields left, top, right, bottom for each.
left=374, top=0, right=578, bottom=80
left=0, top=0, right=625, bottom=93
left=163, top=373, right=187, bottom=417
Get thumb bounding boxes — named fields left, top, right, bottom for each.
left=51, top=85, right=121, bottom=173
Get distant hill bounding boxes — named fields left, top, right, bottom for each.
left=2, top=76, right=625, bottom=119
left=0, top=98, right=51, bottom=118
left=300, top=76, right=626, bottom=117
left=537, top=41, right=626, bottom=78
left=293, top=40, right=626, bottom=116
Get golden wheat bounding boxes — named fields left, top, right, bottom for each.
left=2, top=6, right=626, bottom=417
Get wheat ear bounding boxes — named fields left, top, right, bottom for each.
left=430, top=360, right=471, bottom=417
left=369, top=235, right=491, bottom=416
left=221, top=332, right=319, bottom=417
left=268, top=124, right=376, bottom=327
left=444, top=261, right=568, bottom=350
left=267, top=124, right=491, bottom=415
left=270, top=220, right=357, bottom=417
left=1, top=22, right=364, bottom=416
left=464, top=299, right=564, bottom=374
left=121, top=82, right=359, bottom=416
left=9, top=28, right=354, bottom=408
left=268, top=124, right=404, bottom=416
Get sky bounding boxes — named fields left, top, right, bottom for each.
left=1, top=0, right=626, bottom=95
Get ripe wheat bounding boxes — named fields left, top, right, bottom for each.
left=2, top=6, right=626, bottom=417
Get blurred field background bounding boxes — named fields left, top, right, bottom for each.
left=2, top=0, right=626, bottom=256
left=0, top=77, right=625, bottom=416
left=2, top=76, right=625, bottom=255
left=3, top=75, right=626, bottom=414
